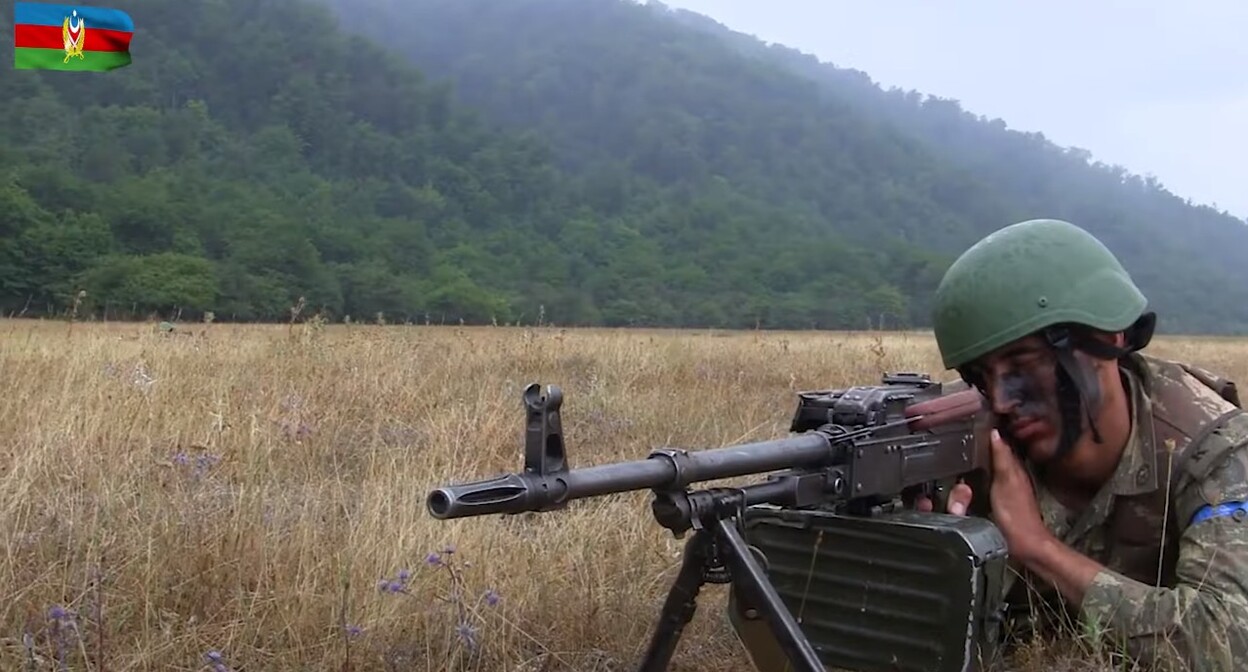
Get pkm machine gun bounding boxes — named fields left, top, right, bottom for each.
left=426, top=374, right=1007, bottom=672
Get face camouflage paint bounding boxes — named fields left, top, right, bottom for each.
left=993, top=367, right=1055, bottom=459
left=998, top=369, right=1049, bottom=417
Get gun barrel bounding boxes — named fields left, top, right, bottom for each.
left=426, top=432, right=836, bottom=520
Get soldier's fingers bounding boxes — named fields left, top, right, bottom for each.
left=947, top=483, right=974, bottom=516
left=988, top=429, right=1022, bottom=480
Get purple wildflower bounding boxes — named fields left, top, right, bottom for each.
left=204, top=650, right=231, bottom=672
left=483, top=589, right=500, bottom=606
left=377, top=579, right=403, bottom=594
left=170, top=451, right=220, bottom=479
left=47, top=604, right=76, bottom=670
left=455, top=621, right=478, bottom=651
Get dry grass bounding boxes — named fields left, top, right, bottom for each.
left=2, top=318, right=1246, bottom=671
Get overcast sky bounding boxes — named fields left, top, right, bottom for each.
left=651, top=0, right=1248, bottom=221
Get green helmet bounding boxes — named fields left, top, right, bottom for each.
left=932, top=219, right=1149, bottom=370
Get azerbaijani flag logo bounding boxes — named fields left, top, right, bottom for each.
left=13, top=2, right=134, bottom=71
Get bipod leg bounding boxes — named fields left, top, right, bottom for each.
left=710, top=516, right=825, bottom=672
left=637, top=528, right=715, bottom=672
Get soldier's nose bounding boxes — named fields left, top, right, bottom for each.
left=987, top=382, right=1020, bottom=416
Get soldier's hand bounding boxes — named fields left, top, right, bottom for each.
left=984, top=427, right=1050, bottom=562
left=913, top=482, right=974, bottom=516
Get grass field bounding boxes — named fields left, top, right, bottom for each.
left=3, top=318, right=1246, bottom=671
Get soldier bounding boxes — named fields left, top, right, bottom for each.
left=922, top=218, right=1248, bottom=671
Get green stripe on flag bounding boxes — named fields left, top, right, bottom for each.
left=14, top=47, right=131, bottom=71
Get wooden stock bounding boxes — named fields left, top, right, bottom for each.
left=904, top=383, right=996, bottom=517
left=904, top=387, right=985, bottom=430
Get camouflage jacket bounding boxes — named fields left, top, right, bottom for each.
left=1005, top=352, right=1248, bottom=671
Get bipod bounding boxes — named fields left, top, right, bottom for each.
left=636, top=484, right=825, bottom=672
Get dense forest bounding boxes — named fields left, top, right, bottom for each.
left=322, top=0, right=1248, bottom=334
left=3, top=0, right=1246, bottom=332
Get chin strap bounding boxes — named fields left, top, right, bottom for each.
left=1044, top=327, right=1106, bottom=451
left=1042, top=318, right=1152, bottom=459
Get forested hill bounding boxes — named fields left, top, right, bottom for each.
left=1, top=0, right=944, bottom=328
left=4, top=0, right=1247, bottom=333
left=1, top=0, right=587, bottom=324
left=321, top=0, right=1248, bottom=334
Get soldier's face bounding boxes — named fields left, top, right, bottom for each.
left=967, top=336, right=1068, bottom=464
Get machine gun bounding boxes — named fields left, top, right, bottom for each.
left=426, top=373, right=1009, bottom=672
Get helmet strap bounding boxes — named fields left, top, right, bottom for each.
left=1042, top=324, right=1125, bottom=460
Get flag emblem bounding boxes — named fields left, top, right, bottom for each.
left=13, top=2, right=134, bottom=72
left=62, top=10, right=85, bottom=62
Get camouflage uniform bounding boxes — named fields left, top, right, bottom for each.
left=1002, top=352, right=1248, bottom=671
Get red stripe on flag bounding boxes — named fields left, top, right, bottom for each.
left=13, top=23, right=132, bottom=52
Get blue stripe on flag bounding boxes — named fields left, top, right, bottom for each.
left=13, top=2, right=134, bottom=32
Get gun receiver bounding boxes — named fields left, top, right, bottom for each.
left=425, top=374, right=1002, bottom=672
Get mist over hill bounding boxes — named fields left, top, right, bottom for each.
left=3, top=0, right=1246, bottom=333
left=323, top=0, right=1248, bottom=334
